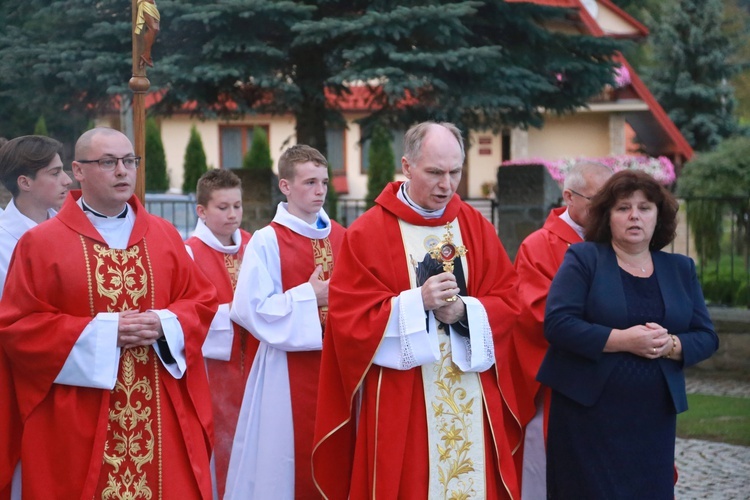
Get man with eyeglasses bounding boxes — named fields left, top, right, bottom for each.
left=0, top=127, right=219, bottom=499
left=512, top=160, right=612, bottom=500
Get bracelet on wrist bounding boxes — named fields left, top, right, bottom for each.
left=663, top=334, right=677, bottom=359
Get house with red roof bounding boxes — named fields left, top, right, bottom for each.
left=100, top=0, right=690, bottom=199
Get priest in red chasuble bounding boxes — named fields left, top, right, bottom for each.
left=224, top=145, right=345, bottom=499
left=313, top=122, right=523, bottom=499
left=0, top=128, right=218, bottom=499
left=512, top=161, right=611, bottom=500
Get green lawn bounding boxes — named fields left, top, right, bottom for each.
left=677, top=394, right=750, bottom=446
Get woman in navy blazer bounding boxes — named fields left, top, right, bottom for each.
left=537, top=170, right=718, bottom=499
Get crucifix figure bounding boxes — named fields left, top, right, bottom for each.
left=428, top=223, right=467, bottom=301
left=134, top=0, right=160, bottom=68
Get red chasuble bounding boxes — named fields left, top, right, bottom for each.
left=186, top=229, right=255, bottom=498
left=271, top=220, right=345, bottom=499
left=512, top=207, right=581, bottom=427
left=312, top=182, right=523, bottom=500
left=0, top=349, right=20, bottom=500
left=0, top=192, right=218, bottom=499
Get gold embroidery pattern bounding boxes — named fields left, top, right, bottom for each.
left=81, top=241, right=160, bottom=499
left=225, top=253, right=241, bottom=291
left=224, top=252, right=247, bottom=372
left=102, top=347, right=155, bottom=500
left=139, top=239, right=162, bottom=498
left=432, top=339, right=477, bottom=499
left=311, top=238, right=334, bottom=326
left=81, top=236, right=97, bottom=316
left=93, top=245, right=148, bottom=311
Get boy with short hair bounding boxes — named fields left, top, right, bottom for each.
left=185, top=168, right=255, bottom=498
left=0, top=135, right=72, bottom=292
left=224, top=144, right=345, bottom=499
left=0, top=135, right=71, bottom=500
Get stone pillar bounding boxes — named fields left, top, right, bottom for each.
left=510, top=128, right=529, bottom=160
left=495, top=164, right=562, bottom=261
left=232, top=169, right=283, bottom=232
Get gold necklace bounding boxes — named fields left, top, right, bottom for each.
left=614, top=248, right=651, bottom=273
left=621, top=260, right=647, bottom=273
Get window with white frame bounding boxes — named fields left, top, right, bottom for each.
left=219, top=125, right=270, bottom=169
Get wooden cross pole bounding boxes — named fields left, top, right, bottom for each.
left=129, top=0, right=160, bottom=202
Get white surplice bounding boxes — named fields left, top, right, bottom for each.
left=224, top=203, right=329, bottom=499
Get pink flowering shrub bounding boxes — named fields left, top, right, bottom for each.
left=501, top=155, right=676, bottom=186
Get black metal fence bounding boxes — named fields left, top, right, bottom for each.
left=145, top=193, right=197, bottom=240
left=674, top=196, right=749, bottom=308
left=146, top=193, right=749, bottom=307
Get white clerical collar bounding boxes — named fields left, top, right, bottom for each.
left=272, top=202, right=331, bottom=239
left=79, top=198, right=128, bottom=219
left=397, top=182, right=446, bottom=219
left=77, top=198, right=135, bottom=249
left=192, top=218, right=242, bottom=254
left=560, top=207, right=585, bottom=240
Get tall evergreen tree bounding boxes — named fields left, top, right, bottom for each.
left=723, top=0, right=750, bottom=124
left=648, top=0, right=738, bottom=151
left=0, top=0, right=127, bottom=142
left=242, top=127, right=273, bottom=171
left=0, top=1, right=621, bottom=159
left=365, top=124, right=395, bottom=207
left=182, top=125, right=207, bottom=193
left=145, top=117, right=169, bottom=192
left=33, top=116, right=48, bottom=136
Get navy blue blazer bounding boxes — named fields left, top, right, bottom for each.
left=537, top=242, right=718, bottom=413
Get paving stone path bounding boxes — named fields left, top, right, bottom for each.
left=675, top=371, right=750, bottom=499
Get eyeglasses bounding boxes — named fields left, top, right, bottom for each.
left=569, top=189, right=592, bottom=201
left=76, top=156, right=141, bottom=171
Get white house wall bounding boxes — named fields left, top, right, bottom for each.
left=526, top=113, right=612, bottom=160
left=160, top=114, right=296, bottom=193
left=152, top=110, right=621, bottom=198
left=595, top=2, right=642, bottom=37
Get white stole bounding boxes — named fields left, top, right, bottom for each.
left=396, top=218, right=486, bottom=499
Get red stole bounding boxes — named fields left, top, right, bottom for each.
left=68, top=238, right=176, bottom=498
left=271, top=220, right=344, bottom=499
left=185, top=230, right=255, bottom=498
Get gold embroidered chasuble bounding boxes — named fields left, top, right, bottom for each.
left=397, top=219, right=486, bottom=499
left=83, top=237, right=164, bottom=500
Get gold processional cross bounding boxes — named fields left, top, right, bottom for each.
left=428, top=223, right=467, bottom=302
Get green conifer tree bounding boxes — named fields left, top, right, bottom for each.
left=648, top=0, right=738, bottom=151
left=0, top=1, right=621, bottom=153
left=145, top=117, right=169, bottom=192
left=242, top=127, right=273, bottom=171
left=182, top=125, right=208, bottom=193
left=365, top=124, right=395, bottom=208
left=33, top=116, right=48, bottom=136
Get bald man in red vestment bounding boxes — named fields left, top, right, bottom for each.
left=0, top=128, right=218, bottom=499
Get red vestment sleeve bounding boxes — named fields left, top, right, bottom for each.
left=0, top=349, right=20, bottom=499
left=512, top=210, right=580, bottom=425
